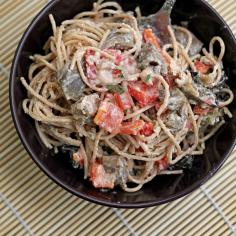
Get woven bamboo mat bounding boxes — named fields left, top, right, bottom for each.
left=1, top=0, right=236, bottom=235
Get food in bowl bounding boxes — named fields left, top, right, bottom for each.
left=20, top=0, right=234, bottom=192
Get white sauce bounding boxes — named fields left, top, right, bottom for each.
left=80, top=94, right=100, bottom=116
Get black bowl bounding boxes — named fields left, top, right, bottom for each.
left=10, top=0, right=236, bottom=208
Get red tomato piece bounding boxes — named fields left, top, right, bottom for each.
left=90, top=162, right=115, bottom=189
left=112, top=69, right=122, bottom=76
left=115, top=54, right=123, bottom=65
left=155, top=100, right=162, bottom=110
left=94, top=100, right=124, bottom=134
left=128, top=81, right=159, bottom=107
left=112, top=68, right=123, bottom=80
left=193, top=105, right=210, bottom=115
left=104, top=49, right=123, bottom=65
left=164, top=75, right=176, bottom=88
left=195, top=60, right=211, bottom=74
left=119, top=120, right=145, bottom=135
left=114, top=92, right=132, bottom=111
left=140, top=122, right=154, bottom=136
left=156, top=156, right=169, bottom=171
left=84, top=50, right=97, bottom=80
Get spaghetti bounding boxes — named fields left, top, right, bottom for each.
left=21, top=0, right=234, bottom=192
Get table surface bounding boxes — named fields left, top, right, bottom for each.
left=1, top=0, right=236, bottom=235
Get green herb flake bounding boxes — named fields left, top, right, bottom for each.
left=145, top=74, right=152, bottom=83
left=106, top=84, right=114, bottom=91
left=116, top=66, right=125, bottom=79
left=118, top=73, right=125, bottom=79
left=117, top=85, right=125, bottom=94
left=106, top=84, right=125, bottom=94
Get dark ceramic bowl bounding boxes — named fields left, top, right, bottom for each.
left=10, top=0, right=236, bottom=208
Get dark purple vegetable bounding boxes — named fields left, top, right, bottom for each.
left=102, top=30, right=134, bottom=50
left=165, top=111, right=187, bottom=132
left=58, top=63, right=85, bottom=101
left=138, top=43, right=167, bottom=74
left=168, top=89, right=187, bottom=111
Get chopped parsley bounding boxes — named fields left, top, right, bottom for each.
left=145, top=74, right=152, bottom=83
left=106, top=84, right=125, bottom=94
left=118, top=73, right=125, bottom=79
left=116, top=66, right=125, bottom=79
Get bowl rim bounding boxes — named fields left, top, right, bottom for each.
left=9, top=0, right=236, bottom=208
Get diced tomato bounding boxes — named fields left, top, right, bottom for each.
left=114, top=92, right=132, bottom=110
left=115, top=54, right=123, bottom=65
left=90, top=162, right=115, bottom=189
left=140, top=122, right=154, bottom=136
left=128, top=81, right=159, bottom=107
left=112, top=69, right=122, bottom=76
left=156, top=156, right=169, bottom=171
left=155, top=101, right=162, bottom=110
left=195, top=60, right=211, bottom=74
left=105, top=49, right=123, bottom=65
left=119, top=120, right=145, bottom=135
left=193, top=105, right=210, bottom=115
left=94, top=99, right=124, bottom=134
left=72, top=149, right=84, bottom=168
left=164, top=75, right=176, bottom=88
left=112, top=68, right=123, bottom=80
left=143, top=28, right=161, bottom=50
left=84, top=50, right=97, bottom=80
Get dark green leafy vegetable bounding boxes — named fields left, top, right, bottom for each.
left=102, top=30, right=134, bottom=50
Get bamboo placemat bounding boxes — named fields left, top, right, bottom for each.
left=0, top=0, right=236, bottom=235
